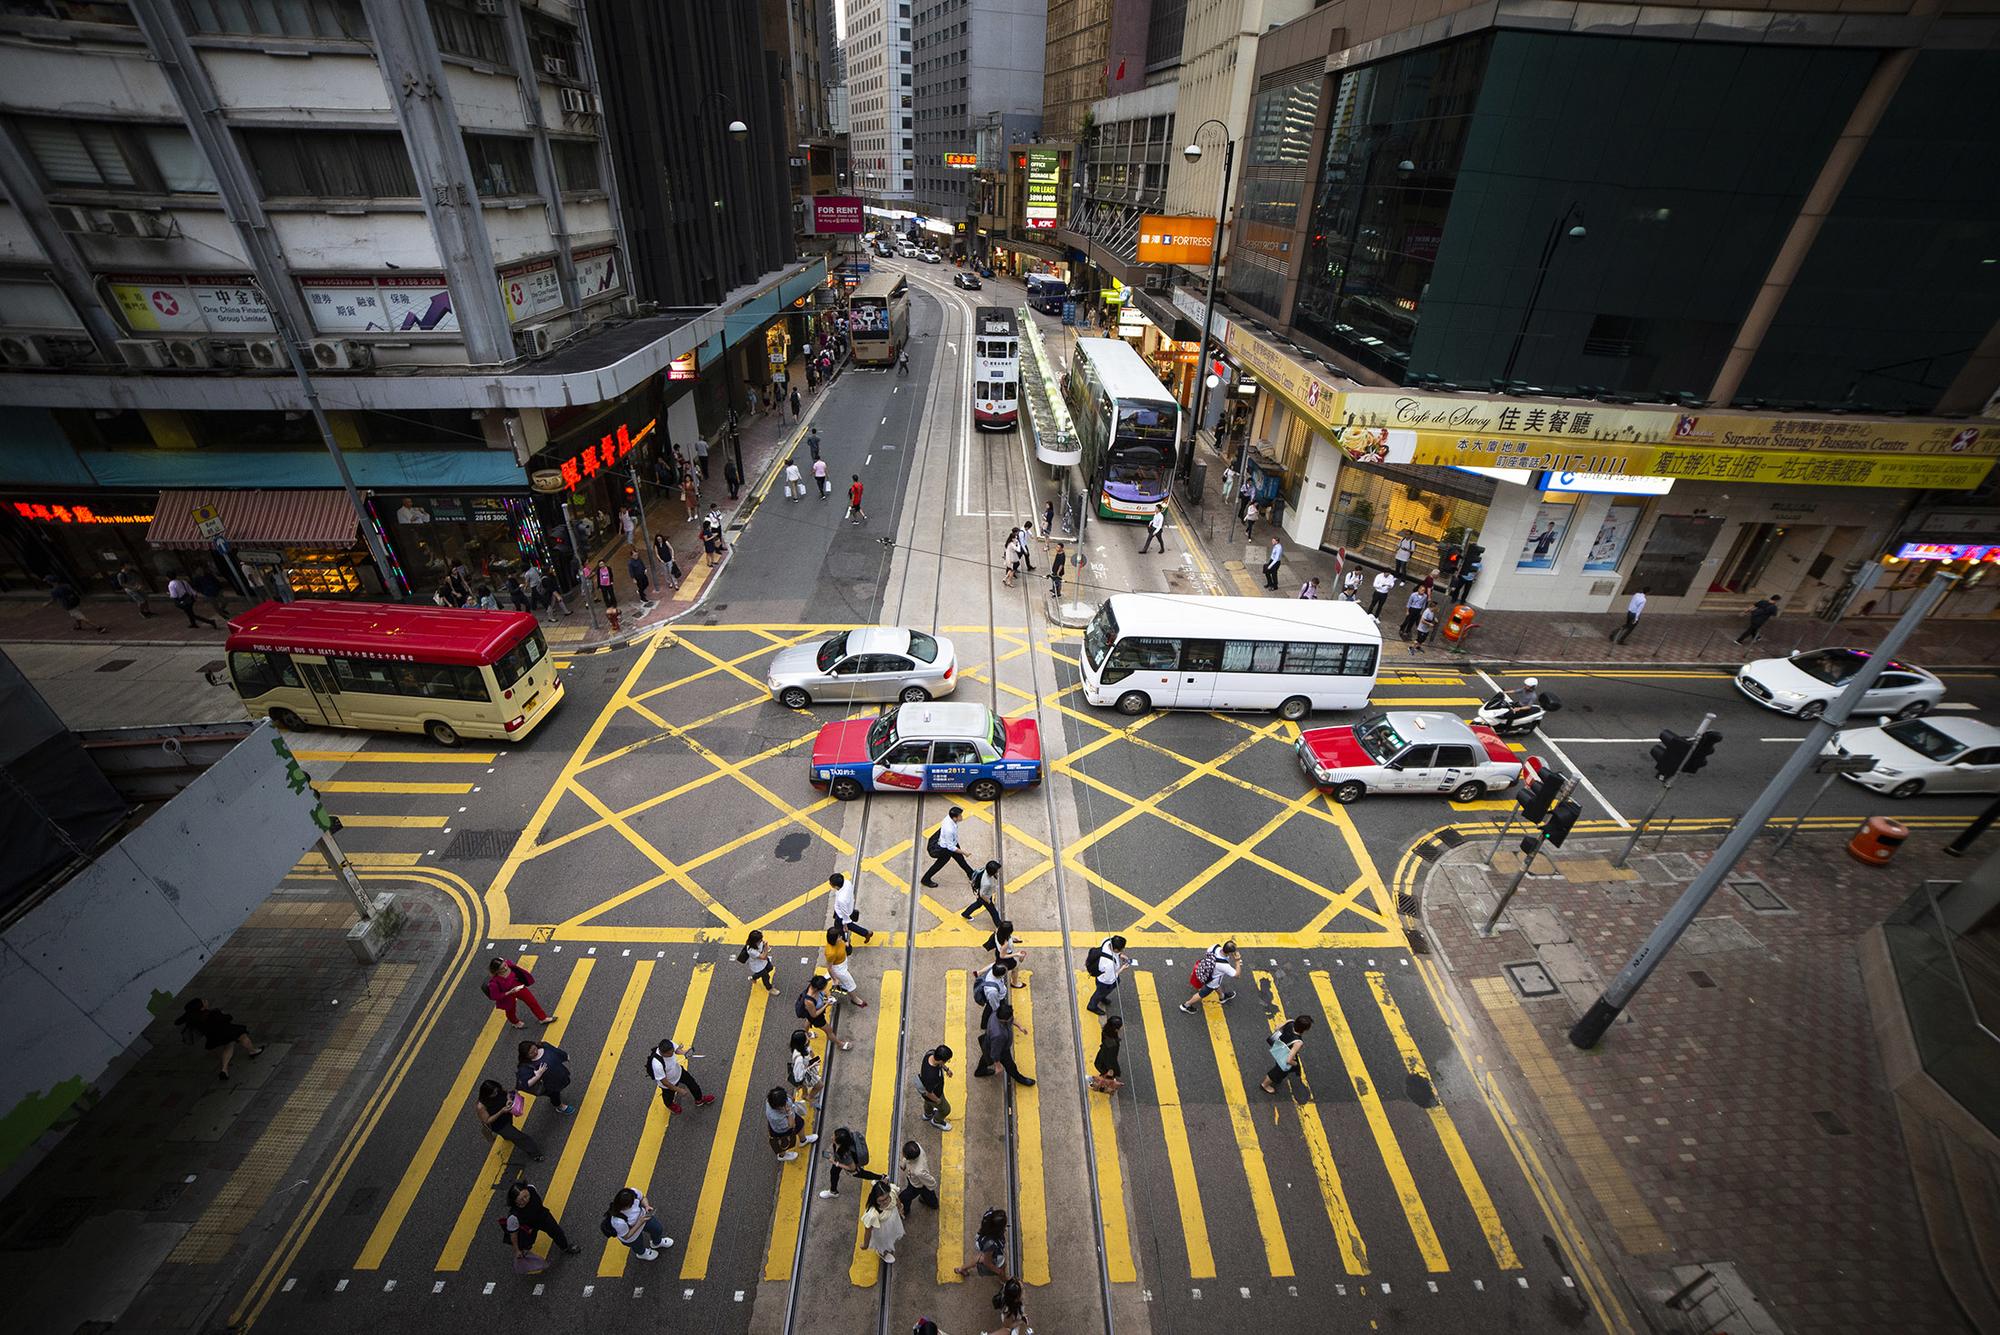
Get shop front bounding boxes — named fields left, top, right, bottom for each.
left=2, top=493, right=170, bottom=594
left=374, top=493, right=554, bottom=603
left=148, top=488, right=381, bottom=601
left=531, top=378, right=669, bottom=578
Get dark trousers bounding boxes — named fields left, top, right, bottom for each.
left=1263, top=560, right=1280, bottom=590
left=1266, top=1063, right=1295, bottom=1089
left=1399, top=608, right=1423, bottom=639
left=839, top=912, right=873, bottom=943
left=1140, top=529, right=1164, bottom=553
left=1394, top=557, right=1409, bottom=577
left=975, top=1038, right=1030, bottom=1084
left=1366, top=590, right=1390, bottom=617
left=492, top=1119, right=543, bottom=1159
left=923, top=848, right=976, bottom=886
left=658, top=1069, right=703, bottom=1108
left=899, top=1180, right=939, bottom=1213
left=1735, top=619, right=1771, bottom=644
left=1610, top=613, right=1638, bottom=644
left=698, top=453, right=711, bottom=478
left=1086, top=980, right=1117, bottom=1014
left=633, top=575, right=651, bottom=604
left=960, top=894, right=1001, bottom=928
left=515, top=1203, right=572, bottom=1253
left=175, top=596, right=215, bottom=628
left=828, top=1164, right=885, bottom=1193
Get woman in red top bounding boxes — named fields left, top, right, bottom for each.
left=485, top=958, right=553, bottom=1028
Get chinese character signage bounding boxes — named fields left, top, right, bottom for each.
left=1024, top=149, right=1060, bottom=228
left=302, top=275, right=456, bottom=334
left=1136, top=215, right=1216, bottom=265
left=107, top=273, right=274, bottom=335
left=1896, top=542, right=2000, bottom=563
left=553, top=418, right=656, bottom=494
left=11, top=501, right=153, bottom=524
left=500, top=259, right=563, bottom=323
left=809, top=195, right=866, bottom=234
left=575, top=247, right=623, bottom=300
left=943, top=152, right=977, bottom=170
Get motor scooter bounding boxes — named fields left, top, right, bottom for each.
left=1474, top=688, right=1560, bottom=737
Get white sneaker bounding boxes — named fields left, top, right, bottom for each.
left=818, top=1189, right=838, bottom=1198
left=880, top=1251, right=895, bottom=1263
left=661, top=1236, right=675, bottom=1248
left=636, top=1248, right=659, bottom=1261
left=777, top=1150, right=798, bottom=1161
left=801, top=1133, right=819, bottom=1143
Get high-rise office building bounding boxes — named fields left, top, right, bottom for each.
left=844, top=0, right=915, bottom=205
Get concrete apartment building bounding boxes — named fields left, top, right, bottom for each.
left=910, top=0, right=1045, bottom=250
left=0, top=0, right=822, bottom=603
left=844, top=0, right=915, bottom=206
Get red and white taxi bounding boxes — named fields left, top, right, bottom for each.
left=1297, top=711, right=1523, bottom=804
left=810, top=701, right=1042, bottom=801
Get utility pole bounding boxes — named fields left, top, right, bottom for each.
left=560, top=498, right=601, bottom=631
left=1570, top=571, right=1957, bottom=1049
left=1613, top=712, right=1715, bottom=867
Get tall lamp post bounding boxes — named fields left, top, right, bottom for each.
left=705, top=92, right=751, bottom=479
left=1178, top=119, right=1234, bottom=488
left=1502, top=202, right=1585, bottom=384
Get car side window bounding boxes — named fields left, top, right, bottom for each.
left=1396, top=745, right=1437, bottom=768
left=934, top=741, right=980, bottom=764
left=1958, top=747, right=2000, bottom=766
left=883, top=741, right=931, bottom=766
left=1434, top=744, right=1479, bottom=767
left=830, top=657, right=864, bottom=675
left=1876, top=673, right=1918, bottom=689
left=873, top=655, right=914, bottom=674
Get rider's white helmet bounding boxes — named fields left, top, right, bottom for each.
left=1523, top=677, right=1539, bottom=689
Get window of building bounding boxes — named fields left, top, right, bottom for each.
left=526, top=13, right=581, bottom=78
left=552, top=139, right=601, bottom=192
left=0, top=278, right=84, bottom=330
left=465, top=134, right=535, bottom=196
left=242, top=128, right=417, bottom=198
left=429, top=0, right=508, bottom=66
left=184, top=0, right=367, bottom=39
left=16, top=118, right=218, bottom=194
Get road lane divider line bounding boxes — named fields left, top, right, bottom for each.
left=1014, top=969, right=1049, bottom=1286
left=1309, top=970, right=1448, bottom=1271
left=1255, top=972, right=1367, bottom=1275
left=1132, top=970, right=1216, bottom=1278
left=293, top=750, right=498, bottom=764
left=1367, top=970, right=1519, bottom=1270
left=1476, top=668, right=1629, bottom=828
left=535, top=961, right=654, bottom=1256
left=597, top=961, right=714, bottom=1277
left=848, top=968, right=905, bottom=1286
left=1197, top=983, right=1295, bottom=1276
left=332, top=814, right=449, bottom=828
left=937, top=970, right=968, bottom=1285
left=438, top=959, right=594, bottom=1270
left=680, top=979, right=772, bottom=1278
left=318, top=780, right=474, bottom=795
left=1071, top=974, right=1136, bottom=1283
left=355, top=951, right=538, bottom=1270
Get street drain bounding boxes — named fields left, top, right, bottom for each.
left=440, top=829, right=516, bottom=862
left=1728, top=876, right=1790, bottom=913
left=1812, top=1110, right=1852, bottom=1137
left=1503, top=961, right=1560, bottom=999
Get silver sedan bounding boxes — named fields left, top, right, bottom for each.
left=767, top=627, right=957, bottom=708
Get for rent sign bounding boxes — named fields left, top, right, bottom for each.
left=809, top=195, right=865, bottom=234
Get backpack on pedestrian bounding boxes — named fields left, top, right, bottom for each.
left=1189, top=953, right=1217, bottom=989
left=795, top=988, right=813, bottom=1019
left=847, top=1130, right=870, bottom=1168
left=1084, top=941, right=1111, bottom=975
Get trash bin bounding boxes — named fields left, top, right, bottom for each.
left=1848, top=815, right=1908, bottom=866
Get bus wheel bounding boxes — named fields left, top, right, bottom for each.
left=831, top=777, right=865, bottom=801
left=1451, top=780, right=1488, bottom=803
left=1115, top=690, right=1151, bottom=717
left=425, top=719, right=462, bottom=747
left=270, top=707, right=305, bottom=731
left=899, top=685, right=932, bottom=703
left=968, top=778, right=1002, bottom=802
left=1333, top=780, right=1367, bottom=804
left=1277, top=696, right=1312, bottom=722
left=779, top=686, right=813, bottom=710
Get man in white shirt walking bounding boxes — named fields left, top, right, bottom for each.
left=1611, top=587, right=1648, bottom=644
left=828, top=870, right=872, bottom=943
left=1085, top=935, right=1134, bottom=1015
left=783, top=459, right=804, bottom=501
left=166, top=575, right=218, bottom=629
left=919, top=805, right=977, bottom=888
left=1262, top=537, right=1284, bottom=590
left=1139, top=508, right=1166, bottom=554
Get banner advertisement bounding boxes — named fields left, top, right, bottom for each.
left=300, top=276, right=386, bottom=334
left=1220, top=322, right=1344, bottom=435
left=1583, top=503, right=1643, bottom=573
left=499, top=259, right=563, bottom=323
left=1136, top=215, right=1216, bottom=266
left=107, top=273, right=274, bottom=335
left=809, top=195, right=865, bottom=235
left=1024, top=149, right=1060, bottom=228
left=297, top=274, right=456, bottom=334
left=1517, top=502, right=1574, bottom=571
left=377, top=275, right=457, bottom=332
left=574, top=247, right=622, bottom=301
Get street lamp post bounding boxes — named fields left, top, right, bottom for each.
left=705, top=92, right=751, bottom=480
left=1502, top=203, right=1586, bottom=384
left=1178, top=120, right=1234, bottom=490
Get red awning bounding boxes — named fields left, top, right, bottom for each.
left=147, top=489, right=359, bottom=551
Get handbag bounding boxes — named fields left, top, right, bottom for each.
left=1268, top=1034, right=1294, bottom=1072
left=513, top=1253, right=548, bottom=1275
left=509, top=1091, right=526, bottom=1117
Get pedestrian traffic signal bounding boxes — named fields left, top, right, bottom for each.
left=1650, top=730, right=1693, bottom=781
left=1520, top=766, right=1567, bottom=822
left=1462, top=543, right=1485, bottom=570
left=1683, top=729, right=1722, bottom=775
left=1542, top=798, right=1582, bottom=847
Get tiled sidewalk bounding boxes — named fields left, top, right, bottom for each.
left=1420, top=827, right=1976, bottom=1334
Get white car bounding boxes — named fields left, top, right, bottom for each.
left=765, top=627, right=957, bottom=708
left=1823, top=716, right=2000, bottom=799
left=1734, top=647, right=1943, bottom=721
left=918, top=250, right=942, bottom=264
left=1297, top=711, right=1524, bottom=804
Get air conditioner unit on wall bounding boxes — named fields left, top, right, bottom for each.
left=103, top=209, right=166, bottom=239
left=559, top=86, right=594, bottom=115
left=166, top=337, right=212, bottom=369
left=514, top=324, right=553, bottom=358
left=244, top=338, right=287, bottom=369
left=312, top=339, right=371, bottom=370
left=0, top=334, right=51, bottom=367
left=542, top=54, right=570, bottom=77
left=117, top=338, right=173, bottom=369
left=49, top=204, right=96, bottom=233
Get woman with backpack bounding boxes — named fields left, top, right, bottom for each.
left=817, top=1125, right=884, bottom=1199
left=763, top=1086, right=816, bottom=1162
left=1179, top=939, right=1242, bottom=1013
left=1262, top=1013, right=1315, bottom=1094
left=954, top=1205, right=1011, bottom=1280
left=601, top=1185, right=670, bottom=1260
left=797, top=975, right=850, bottom=1051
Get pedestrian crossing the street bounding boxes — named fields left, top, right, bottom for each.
left=259, top=939, right=1571, bottom=1321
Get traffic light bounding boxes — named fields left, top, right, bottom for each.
left=1683, top=730, right=1722, bottom=775
left=1650, top=730, right=1692, bottom=781
left=1542, top=798, right=1582, bottom=847
left=1462, top=542, right=1485, bottom=570
left=1520, top=766, right=1566, bottom=822
left=1438, top=544, right=1462, bottom=577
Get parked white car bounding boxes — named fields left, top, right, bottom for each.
left=1823, top=716, right=2000, bottom=798
left=1734, top=647, right=1944, bottom=721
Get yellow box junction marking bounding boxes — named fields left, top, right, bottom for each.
left=1132, top=971, right=1215, bottom=1278
left=1366, top=970, right=1518, bottom=1269
left=600, top=962, right=715, bottom=1276
left=1255, top=971, right=1367, bottom=1275
left=534, top=961, right=654, bottom=1256
left=333, top=814, right=448, bottom=828
left=937, top=971, right=969, bottom=1285
left=1309, top=970, right=1448, bottom=1271
left=681, top=979, right=773, bottom=1278
left=1072, top=974, right=1136, bottom=1284
left=355, top=952, right=539, bottom=1269
left=849, top=969, right=905, bottom=1286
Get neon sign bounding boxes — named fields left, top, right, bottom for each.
left=1896, top=542, right=2000, bottom=563
left=556, top=418, right=656, bottom=492
left=12, top=502, right=154, bottom=524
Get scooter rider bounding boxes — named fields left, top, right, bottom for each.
left=1507, top=678, right=1540, bottom=725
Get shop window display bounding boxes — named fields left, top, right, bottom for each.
left=1324, top=464, right=1491, bottom=574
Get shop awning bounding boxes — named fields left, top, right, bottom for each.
left=147, top=488, right=358, bottom=550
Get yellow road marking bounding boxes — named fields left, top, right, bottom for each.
left=1014, top=970, right=1049, bottom=1286
left=355, top=951, right=538, bottom=1269
left=1127, top=778, right=1331, bottom=930
left=681, top=980, right=771, bottom=1277
left=560, top=778, right=745, bottom=931
left=763, top=1023, right=825, bottom=1281
left=1449, top=798, right=1517, bottom=812
left=849, top=969, right=904, bottom=1286
left=293, top=750, right=497, bottom=764
left=1367, top=971, right=1518, bottom=1269
left=1370, top=695, right=1483, bottom=706
left=345, top=851, right=425, bottom=866
left=1132, top=971, right=1214, bottom=1278
left=937, top=971, right=968, bottom=1284
left=1378, top=676, right=1467, bottom=686
left=535, top=961, right=653, bottom=1255
left=675, top=552, right=717, bottom=601
left=1309, top=970, right=1448, bottom=1271
left=438, top=959, right=594, bottom=1270
left=600, top=962, right=715, bottom=1276
left=318, top=780, right=473, bottom=795
left=1072, top=974, right=1135, bottom=1283
left=1256, top=972, right=1367, bottom=1274
left=332, top=814, right=448, bottom=828
left=1197, top=986, right=1294, bottom=1276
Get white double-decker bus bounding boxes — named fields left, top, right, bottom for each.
left=972, top=306, right=1019, bottom=431
left=1080, top=594, right=1381, bottom=719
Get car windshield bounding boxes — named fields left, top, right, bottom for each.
left=1790, top=649, right=1868, bottom=685
left=1353, top=714, right=1408, bottom=765
left=990, top=718, right=1006, bottom=755
left=815, top=631, right=850, bottom=672
left=1882, top=719, right=1964, bottom=761
left=1083, top=603, right=1117, bottom=672
left=907, top=631, right=939, bottom=664
left=865, top=713, right=898, bottom=758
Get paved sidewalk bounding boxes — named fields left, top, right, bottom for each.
left=1174, top=433, right=2000, bottom=669
left=0, top=875, right=462, bottom=1335
left=1417, top=824, right=1977, bottom=1335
